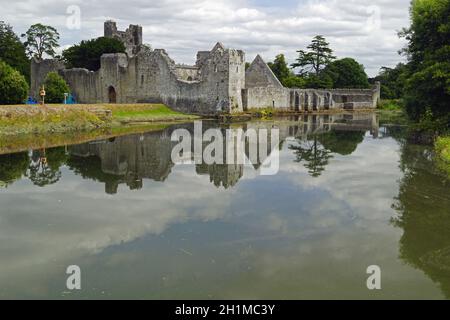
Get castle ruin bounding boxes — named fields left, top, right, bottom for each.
left=31, top=21, right=380, bottom=114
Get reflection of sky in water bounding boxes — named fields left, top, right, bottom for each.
left=0, top=124, right=446, bottom=299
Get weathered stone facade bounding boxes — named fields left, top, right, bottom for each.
left=243, top=54, right=381, bottom=111
left=30, top=21, right=380, bottom=114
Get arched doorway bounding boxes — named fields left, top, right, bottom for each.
left=108, top=86, right=117, bottom=103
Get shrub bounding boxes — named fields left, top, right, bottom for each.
left=43, top=72, right=70, bottom=103
left=435, top=136, right=450, bottom=178
left=323, top=58, right=370, bottom=89
left=0, top=60, right=29, bottom=104
left=377, top=99, right=404, bottom=111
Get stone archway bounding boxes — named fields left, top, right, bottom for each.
left=108, top=86, right=117, bottom=103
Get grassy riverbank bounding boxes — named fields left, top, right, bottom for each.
left=435, top=136, right=450, bottom=178
left=0, top=122, right=176, bottom=155
left=0, top=103, right=198, bottom=135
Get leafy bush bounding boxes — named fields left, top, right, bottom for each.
left=282, top=75, right=306, bottom=88
left=435, top=136, right=450, bottom=178
left=323, top=58, right=370, bottom=89
left=401, top=0, right=450, bottom=121
left=0, top=21, right=30, bottom=82
left=43, top=72, right=70, bottom=103
left=0, top=60, right=29, bottom=104
left=377, top=99, right=404, bottom=111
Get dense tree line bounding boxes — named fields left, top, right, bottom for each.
left=0, top=21, right=66, bottom=104
left=267, top=35, right=370, bottom=90
left=400, top=0, right=449, bottom=123
left=1, top=21, right=126, bottom=104
left=0, top=21, right=30, bottom=82
left=266, top=0, right=449, bottom=129
left=373, top=0, right=449, bottom=127
left=370, top=63, right=408, bottom=100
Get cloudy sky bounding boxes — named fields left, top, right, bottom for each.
left=1, top=0, right=410, bottom=76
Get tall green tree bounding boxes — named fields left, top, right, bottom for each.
left=400, top=0, right=450, bottom=122
left=22, top=24, right=60, bottom=60
left=0, top=21, right=30, bottom=81
left=268, top=54, right=291, bottom=83
left=324, top=58, right=370, bottom=89
left=292, top=35, right=336, bottom=76
left=268, top=54, right=306, bottom=88
left=0, top=60, right=29, bottom=104
left=62, top=37, right=126, bottom=71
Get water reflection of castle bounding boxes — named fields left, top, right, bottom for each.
left=68, top=113, right=379, bottom=193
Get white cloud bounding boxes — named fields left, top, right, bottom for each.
left=1, top=0, right=410, bottom=76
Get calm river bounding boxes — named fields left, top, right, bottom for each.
left=0, top=113, right=449, bottom=299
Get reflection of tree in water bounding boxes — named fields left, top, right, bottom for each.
left=392, top=141, right=450, bottom=298
left=318, top=131, right=365, bottom=156
left=66, top=155, right=135, bottom=195
left=27, top=147, right=68, bottom=187
left=0, top=152, right=30, bottom=188
left=290, top=130, right=365, bottom=177
left=290, top=136, right=333, bottom=178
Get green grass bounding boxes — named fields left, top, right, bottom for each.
left=0, top=123, right=175, bottom=155
left=435, top=136, right=450, bottom=178
left=0, top=103, right=197, bottom=136
left=0, top=108, right=106, bottom=135
left=112, top=104, right=197, bottom=122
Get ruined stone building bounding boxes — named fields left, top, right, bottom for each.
left=31, top=21, right=380, bottom=114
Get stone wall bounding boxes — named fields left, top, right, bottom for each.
left=31, top=41, right=245, bottom=114
left=30, top=58, right=65, bottom=99
left=243, top=87, right=290, bottom=110
left=243, top=56, right=381, bottom=111
left=29, top=20, right=380, bottom=115
left=175, top=65, right=201, bottom=82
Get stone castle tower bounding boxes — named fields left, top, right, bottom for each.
left=104, top=20, right=143, bottom=56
